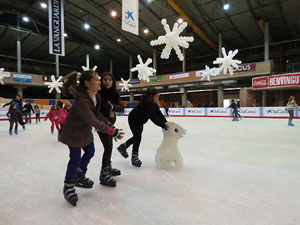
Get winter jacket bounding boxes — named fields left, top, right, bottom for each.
left=45, top=109, right=59, bottom=122
left=286, top=100, right=300, bottom=111
left=22, top=103, right=34, bottom=113
left=57, top=108, right=68, bottom=124
left=34, top=108, right=41, bottom=114
left=59, top=89, right=111, bottom=148
left=3, top=99, right=23, bottom=111
left=7, top=108, right=22, bottom=122
left=128, top=96, right=167, bottom=128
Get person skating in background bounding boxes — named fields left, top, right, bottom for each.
left=117, top=88, right=168, bottom=167
left=3, top=94, right=25, bottom=130
left=57, top=102, right=72, bottom=136
left=44, top=104, right=60, bottom=134
left=7, top=104, right=23, bottom=135
left=97, top=72, right=124, bottom=187
left=34, top=105, right=41, bottom=123
left=22, top=102, right=34, bottom=124
left=59, top=70, right=124, bottom=206
left=227, top=99, right=242, bottom=120
left=164, top=102, right=169, bottom=118
left=285, top=96, right=300, bottom=126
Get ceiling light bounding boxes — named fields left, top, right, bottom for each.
left=83, top=23, right=90, bottom=30
left=22, top=16, right=29, bottom=22
left=223, top=3, right=230, bottom=10
left=94, top=44, right=100, bottom=50
left=40, top=2, right=47, bottom=8
left=111, top=10, right=117, bottom=17
left=177, top=18, right=183, bottom=24
left=64, top=33, right=68, bottom=37
left=116, top=38, right=121, bottom=42
left=143, top=28, right=149, bottom=34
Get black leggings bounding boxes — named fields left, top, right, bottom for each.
left=288, top=110, right=294, bottom=120
left=98, top=132, right=113, bottom=169
left=125, top=119, right=143, bottom=156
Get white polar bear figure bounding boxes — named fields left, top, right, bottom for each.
left=155, top=121, right=187, bottom=170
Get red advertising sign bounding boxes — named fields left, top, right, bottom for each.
left=252, top=76, right=269, bottom=89
left=233, top=63, right=256, bottom=73
left=252, top=73, right=300, bottom=89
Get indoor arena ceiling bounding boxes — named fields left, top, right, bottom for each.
left=0, top=0, right=299, bottom=79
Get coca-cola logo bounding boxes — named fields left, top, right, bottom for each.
left=253, top=80, right=267, bottom=86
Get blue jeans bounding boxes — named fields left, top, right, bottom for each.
left=65, top=142, right=95, bottom=180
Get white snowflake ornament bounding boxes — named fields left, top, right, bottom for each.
left=82, top=66, right=97, bottom=71
left=119, top=78, right=132, bottom=92
left=213, top=48, right=242, bottom=75
left=150, top=19, right=194, bottom=61
left=131, top=55, right=156, bottom=82
left=200, top=66, right=220, bottom=81
left=44, top=75, right=63, bottom=93
left=0, top=68, right=5, bottom=85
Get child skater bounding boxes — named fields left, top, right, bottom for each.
left=3, top=94, right=26, bottom=130
left=33, top=105, right=41, bottom=123
left=117, top=88, right=168, bottom=167
left=57, top=102, right=72, bottom=136
left=227, top=99, right=242, bottom=121
left=286, top=96, right=300, bottom=126
left=97, top=72, right=124, bottom=187
left=44, top=104, right=60, bottom=134
left=59, top=70, right=124, bottom=206
left=7, top=104, right=23, bottom=135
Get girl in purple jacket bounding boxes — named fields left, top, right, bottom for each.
left=59, top=70, right=124, bottom=206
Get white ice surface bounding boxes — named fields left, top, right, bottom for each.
left=0, top=117, right=300, bottom=225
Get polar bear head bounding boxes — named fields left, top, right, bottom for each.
left=163, top=121, right=186, bottom=138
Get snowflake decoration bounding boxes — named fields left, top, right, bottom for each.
left=82, top=66, right=97, bottom=71
left=200, top=66, right=220, bottom=81
left=213, top=47, right=242, bottom=75
left=119, top=78, right=132, bottom=92
left=44, top=75, right=63, bottom=93
left=131, top=55, right=156, bottom=82
left=0, top=68, right=5, bottom=85
left=150, top=19, right=194, bottom=61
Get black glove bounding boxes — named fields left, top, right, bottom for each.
left=112, top=128, right=124, bottom=141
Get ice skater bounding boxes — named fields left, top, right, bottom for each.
left=22, top=102, right=34, bottom=124
left=3, top=94, right=26, bottom=130
left=227, top=99, right=242, bottom=121
left=44, top=104, right=60, bottom=134
left=97, top=72, right=124, bottom=187
left=117, top=88, right=168, bottom=167
left=7, top=104, right=23, bottom=135
left=285, top=96, right=300, bottom=126
left=57, top=101, right=72, bottom=136
left=59, top=70, right=124, bottom=206
left=34, top=105, right=41, bottom=123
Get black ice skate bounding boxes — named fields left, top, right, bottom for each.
left=63, top=179, right=78, bottom=207
left=75, top=168, right=94, bottom=188
left=108, top=165, right=121, bottom=176
left=117, top=143, right=129, bottom=158
left=100, top=167, right=116, bottom=187
left=131, top=154, right=142, bottom=167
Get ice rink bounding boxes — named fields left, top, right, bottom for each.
left=0, top=116, right=299, bottom=225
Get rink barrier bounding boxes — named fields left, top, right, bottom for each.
left=0, top=107, right=299, bottom=121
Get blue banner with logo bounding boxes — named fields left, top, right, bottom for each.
left=13, top=73, right=32, bottom=83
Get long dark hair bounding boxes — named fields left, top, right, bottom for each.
left=142, top=88, right=160, bottom=102
left=99, top=72, right=120, bottom=102
left=62, top=70, right=97, bottom=94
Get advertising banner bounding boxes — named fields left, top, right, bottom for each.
left=168, top=108, right=184, bottom=116
left=122, top=0, right=139, bottom=35
left=207, top=107, right=230, bottom=117
left=48, top=0, right=65, bottom=56
left=169, top=72, right=189, bottom=80
left=238, top=107, right=260, bottom=117
left=252, top=76, right=269, bottom=89
left=149, top=75, right=164, bottom=82
left=185, top=108, right=205, bottom=116
left=252, top=73, right=300, bottom=89
left=13, top=73, right=32, bottom=83
left=262, top=107, right=290, bottom=117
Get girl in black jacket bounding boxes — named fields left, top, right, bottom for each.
left=7, top=104, right=23, bottom=135
left=97, top=72, right=124, bottom=187
left=117, top=88, right=168, bottom=167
